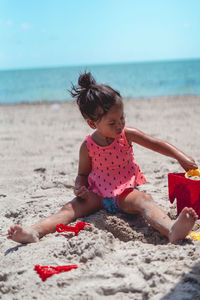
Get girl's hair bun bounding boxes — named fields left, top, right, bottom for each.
left=70, top=71, right=121, bottom=122
left=78, top=72, right=96, bottom=89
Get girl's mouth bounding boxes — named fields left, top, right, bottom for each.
left=116, top=130, right=122, bottom=135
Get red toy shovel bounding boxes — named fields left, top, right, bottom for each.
left=34, top=264, right=78, bottom=281
left=56, top=221, right=90, bottom=235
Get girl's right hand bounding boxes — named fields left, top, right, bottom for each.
left=74, top=185, right=89, bottom=200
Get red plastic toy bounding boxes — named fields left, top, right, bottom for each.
left=56, top=221, right=90, bottom=235
left=168, top=173, right=200, bottom=218
left=34, top=264, right=78, bottom=281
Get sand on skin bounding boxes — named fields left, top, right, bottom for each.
left=1, top=95, right=200, bottom=300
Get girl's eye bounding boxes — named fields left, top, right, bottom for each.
left=109, top=123, right=115, bottom=126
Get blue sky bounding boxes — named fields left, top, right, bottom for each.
left=0, top=0, right=200, bottom=70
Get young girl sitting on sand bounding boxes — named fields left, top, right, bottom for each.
left=8, top=72, right=198, bottom=244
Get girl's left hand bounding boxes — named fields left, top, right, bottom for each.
left=74, top=185, right=90, bottom=200
left=178, top=156, right=198, bottom=172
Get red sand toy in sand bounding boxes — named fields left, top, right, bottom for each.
left=34, top=264, right=78, bottom=281
left=168, top=169, right=200, bottom=218
left=56, top=221, right=90, bottom=235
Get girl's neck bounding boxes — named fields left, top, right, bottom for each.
left=91, top=131, right=115, bottom=146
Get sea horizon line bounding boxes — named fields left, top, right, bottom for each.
left=1, top=57, right=200, bottom=73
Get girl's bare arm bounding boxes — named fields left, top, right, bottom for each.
left=74, top=141, right=92, bottom=199
left=125, top=127, right=198, bottom=171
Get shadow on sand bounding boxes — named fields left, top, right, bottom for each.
left=5, top=244, right=27, bottom=256
left=161, top=260, right=200, bottom=300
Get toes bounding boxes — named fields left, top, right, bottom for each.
left=188, top=208, right=198, bottom=218
left=12, top=225, right=23, bottom=233
left=7, top=225, right=23, bottom=237
left=182, top=207, right=198, bottom=219
left=7, top=227, right=15, bottom=236
left=188, top=208, right=194, bottom=213
left=9, top=226, right=15, bottom=232
left=182, top=207, right=190, bottom=215
left=14, top=225, right=23, bottom=231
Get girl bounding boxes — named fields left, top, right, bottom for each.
left=7, top=72, right=198, bottom=244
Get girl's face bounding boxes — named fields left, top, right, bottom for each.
left=90, top=101, right=125, bottom=139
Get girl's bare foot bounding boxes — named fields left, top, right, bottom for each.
left=169, top=207, right=198, bottom=243
left=7, top=225, right=39, bottom=244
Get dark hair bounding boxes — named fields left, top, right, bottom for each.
left=70, top=72, right=121, bottom=121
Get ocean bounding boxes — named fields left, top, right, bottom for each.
left=0, top=59, right=200, bottom=104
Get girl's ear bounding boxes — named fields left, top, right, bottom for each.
left=87, top=119, right=96, bottom=129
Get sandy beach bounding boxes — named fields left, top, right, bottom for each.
left=1, top=95, right=200, bottom=300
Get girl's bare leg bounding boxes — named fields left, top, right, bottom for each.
left=7, top=194, right=102, bottom=244
left=118, top=189, right=198, bottom=243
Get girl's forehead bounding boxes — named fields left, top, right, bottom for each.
left=108, top=102, right=123, bottom=114
left=103, top=102, right=124, bottom=120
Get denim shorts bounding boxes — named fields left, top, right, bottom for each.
left=101, top=196, right=120, bottom=213
left=101, top=188, right=137, bottom=213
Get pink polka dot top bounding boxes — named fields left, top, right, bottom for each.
left=85, top=129, right=146, bottom=198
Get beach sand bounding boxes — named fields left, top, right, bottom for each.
left=1, top=95, right=200, bottom=300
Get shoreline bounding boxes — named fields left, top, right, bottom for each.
left=0, top=94, right=200, bottom=106
left=1, top=95, right=200, bottom=299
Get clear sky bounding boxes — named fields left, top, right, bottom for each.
left=1, top=0, right=200, bottom=70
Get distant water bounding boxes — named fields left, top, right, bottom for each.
left=0, top=59, right=200, bottom=104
